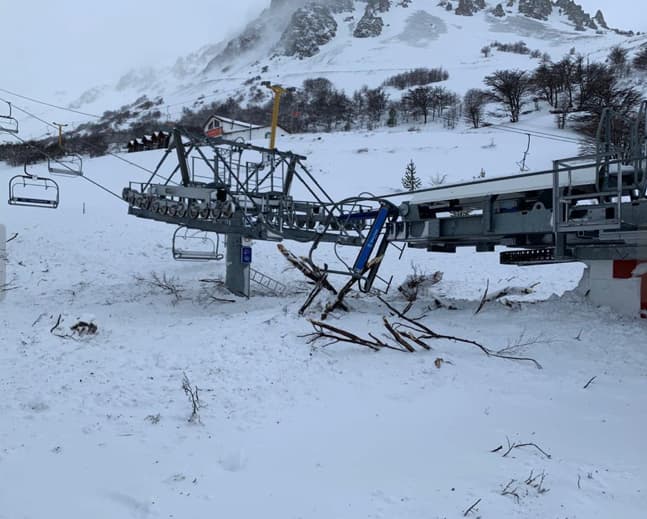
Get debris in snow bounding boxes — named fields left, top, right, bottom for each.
left=496, top=436, right=552, bottom=459
left=474, top=279, right=540, bottom=314
left=181, top=373, right=202, bottom=424
left=71, top=320, right=98, bottom=336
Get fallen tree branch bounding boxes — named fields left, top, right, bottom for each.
left=304, top=297, right=543, bottom=368
left=379, top=296, right=542, bottom=368
left=463, top=498, right=481, bottom=517
left=383, top=317, right=416, bottom=352
left=501, top=479, right=521, bottom=503
left=0, top=282, right=18, bottom=293
left=278, top=244, right=348, bottom=314
left=135, top=272, right=184, bottom=303
left=501, top=437, right=552, bottom=459
left=50, top=314, right=62, bottom=334
left=475, top=280, right=539, bottom=314
left=304, top=320, right=410, bottom=352
left=474, top=279, right=490, bottom=315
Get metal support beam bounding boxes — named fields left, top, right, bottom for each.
left=225, top=220, right=250, bottom=297
left=173, top=129, right=191, bottom=187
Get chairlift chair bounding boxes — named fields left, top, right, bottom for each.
left=172, top=226, right=224, bottom=261
left=8, top=165, right=59, bottom=209
left=0, top=101, right=19, bottom=134
left=48, top=153, right=83, bottom=176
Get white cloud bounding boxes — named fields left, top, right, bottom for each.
left=0, top=0, right=270, bottom=97
left=0, top=0, right=643, bottom=100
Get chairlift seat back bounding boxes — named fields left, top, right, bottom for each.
left=0, top=115, right=19, bottom=134
left=172, top=226, right=223, bottom=261
left=48, top=155, right=83, bottom=176
left=0, top=101, right=19, bottom=134
left=8, top=174, right=59, bottom=209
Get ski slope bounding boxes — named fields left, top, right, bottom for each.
left=1, top=119, right=646, bottom=518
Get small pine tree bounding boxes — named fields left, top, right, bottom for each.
left=386, top=107, right=397, bottom=127
left=402, top=160, right=421, bottom=191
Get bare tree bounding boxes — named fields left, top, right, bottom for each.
left=634, top=46, right=647, bottom=71
left=404, top=86, right=433, bottom=123
left=484, top=69, right=532, bottom=123
left=463, top=88, right=489, bottom=128
left=607, top=45, right=629, bottom=76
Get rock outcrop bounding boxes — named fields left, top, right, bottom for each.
left=270, top=0, right=353, bottom=13
left=455, top=0, right=478, bottom=16
left=354, top=8, right=384, bottom=37
left=492, top=3, right=506, bottom=17
left=279, top=4, right=338, bottom=58
left=518, top=0, right=552, bottom=21
left=353, top=1, right=392, bottom=38
left=594, top=9, right=608, bottom=30
left=554, top=0, right=597, bottom=30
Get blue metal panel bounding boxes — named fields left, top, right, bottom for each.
left=241, top=246, right=252, bottom=264
left=353, top=206, right=390, bottom=273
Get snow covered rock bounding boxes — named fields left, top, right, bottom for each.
left=272, top=0, right=354, bottom=13
left=492, top=3, right=506, bottom=17
left=554, top=0, right=597, bottom=31
left=454, top=0, right=478, bottom=16
left=353, top=2, right=386, bottom=38
left=326, top=0, right=355, bottom=13
left=517, top=0, right=552, bottom=21
left=279, top=4, right=338, bottom=58
left=594, top=9, right=608, bottom=30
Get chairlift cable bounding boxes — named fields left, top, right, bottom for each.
left=4, top=132, right=123, bottom=201
left=2, top=98, right=178, bottom=185
left=486, top=122, right=583, bottom=144
left=487, top=124, right=582, bottom=145
left=0, top=87, right=101, bottom=118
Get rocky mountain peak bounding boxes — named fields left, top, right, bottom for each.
left=554, top=0, right=597, bottom=30
left=594, top=9, right=608, bottom=30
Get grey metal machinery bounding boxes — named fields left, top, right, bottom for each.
left=387, top=103, right=647, bottom=317
left=123, top=129, right=397, bottom=297
left=387, top=104, right=647, bottom=263
left=122, top=105, right=647, bottom=316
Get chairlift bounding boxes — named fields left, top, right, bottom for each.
left=48, top=153, right=83, bottom=176
left=8, top=165, right=59, bottom=209
left=0, top=101, right=19, bottom=134
left=172, top=226, right=223, bottom=261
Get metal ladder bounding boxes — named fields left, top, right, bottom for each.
left=250, top=268, right=287, bottom=296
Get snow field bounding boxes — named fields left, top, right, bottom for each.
left=1, top=122, right=646, bottom=518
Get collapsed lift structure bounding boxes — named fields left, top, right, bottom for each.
left=388, top=103, right=647, bottom=317
left=122, top=129, right=399, bottom=297
left=7, top=98, right=645, bottom=316
left=123, top=104, right=647, bottom=316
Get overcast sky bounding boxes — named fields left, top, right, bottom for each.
left=0, top=0, right=644, bottom=99
left=0, top=0, right=270, bottom=97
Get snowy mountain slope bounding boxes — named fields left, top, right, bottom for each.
left=1, top=118, right=646, bottom=518
left=6, top=0, right=643, bottom=141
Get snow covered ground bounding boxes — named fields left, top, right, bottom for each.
left=1, top=121, right=646, bottom=518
